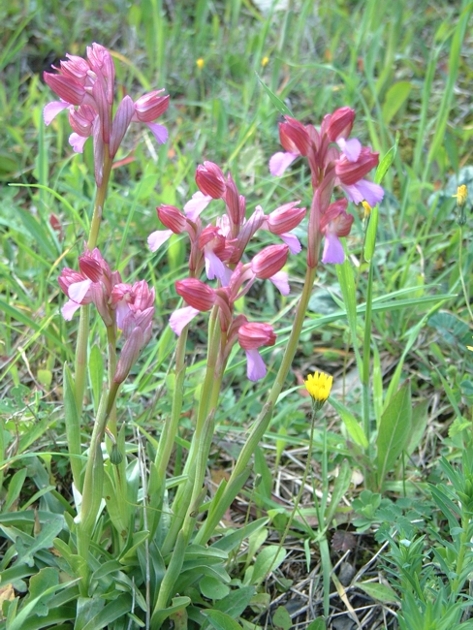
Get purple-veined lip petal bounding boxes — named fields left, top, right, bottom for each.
left=61, top=299, right=81, bottom=321
left=69, top=278, right=92, bottom=303
left=169, top=306, right=200, bottom=335
left=279, top=231, right=301, bottom=254
left=245, top=348, right=266, bottom=381
left=269, top=271, right=290, bottom=296
left=69, top=132, right=88, bottom=153
left=43, top=101, right=69, bottom=125
left=337, top=137, right=361, bottom=162
left=322, top=232, right=345, bottom=264
left=184, top=191, right=212, bottom=220
left=148, top=229, right=173, bottom=252
left=146, top=122, right=168, bottom=144
left=269, top=151, right=298, bottom=177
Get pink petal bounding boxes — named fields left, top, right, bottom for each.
left=183, top=191, right=212, bottom=221
left=337, top=137, right=361, bottom=162
left=61, top=300, right=81, bottom=321
left=148, top=229, right=173, bottom=252
left=355, top=180, right=384, bottom=206
left=322, top=232, right=345, bottom=264
left=69, top=132, right=88, bottom=153
left=169, top=306, right=200, bottom=335
left=204, top=249, right=227, bottom=282
left=269, top=151, right=298, bottom=177
left=69, top=278, right=92, bottom=303
left=245, top=348, right=266, bottom=381
left=43, top=101, right=69, bottom=125
left=146, top=122, right=168, bottom=144
left=269, top=271, right=290, bottom=296
left=279, top=232, right=301, bottom=254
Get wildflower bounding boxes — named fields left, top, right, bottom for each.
left=238, top=322, right=276, bottom=381
left=453, top=184, right=468, bottom=207
left=43, top=43, right=169, bottom=184
left=196, top=58, right=205, bottom=70
left=269, top=107, right=383, bottom=267
left=261, top=56, right=269, bottom=67
left=320, top=199, right=354, bottom=264
left=335, top=147, right=384, bottom=206
left=111, top=280, right=155, bottom=384
left=58, top=248, right=120, bottom=324
left=304, top=371, right=333, bottom=408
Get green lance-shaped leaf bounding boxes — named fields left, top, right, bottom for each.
left=376, top=380, right=412, bottom=490
left=151, top=530, right=188, bottom=626
left=63, top=363, right=83, bottom=491
left=80, top=441, right=104, bottom=537
left=381, top=81, right=412, bottom=125
left=256, top=73, right=293, bottom=116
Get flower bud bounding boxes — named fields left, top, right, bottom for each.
left=134, top=90, right=169, bottom=122
left=266, top=201, right=306, bottom=234
left=279, top=117, right=310, bottom=156
left=157, top=205, right=187, bottom=233
left=251, top=244, right=289, bottom=279
left=238, top=322, right=276, bottom=350
left=195, top=162, right=226, bottom=199
left=326, top=107, right=355, bottom=141
left=109, top=95, right=135, bottom=157
left=43, top=73, right=85, bottom=105
left=175, top=278, right=216, bottom=311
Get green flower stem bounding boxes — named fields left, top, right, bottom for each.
left=154, top=411, right=215, bottom=617
left=457, top=226, right=473, bottom=323
left=154, top=326, right=189, bottom=479
left=106, top=324, right=118, bottom=437
left=362, top=259, right=374, bottom=486
left=161, top=312, right=221, bottom=556
left=73, top=147, right=113, bottom=416
left=196, top=264, right=318, bottom=545
left=77, top=389, right=108, bottom=589
left=313, top=411, right=332, bottom=617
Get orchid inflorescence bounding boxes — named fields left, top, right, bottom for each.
left=149, top=160, right=307, bottom=380
left=58, top=248, right=155, bottom=384
left=43, top=43, right=169, bottom=186
left=270, top=107, right=384, bottom=266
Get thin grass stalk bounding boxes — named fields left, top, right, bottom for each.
left=362, top=259, right=374, bottom=485
left=424, top=4, right=472, bottom=180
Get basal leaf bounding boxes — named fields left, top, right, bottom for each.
left=376, top=380, right=412, bottom=490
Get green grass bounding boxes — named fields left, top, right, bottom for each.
left=1, top=0, right=473, bottom=628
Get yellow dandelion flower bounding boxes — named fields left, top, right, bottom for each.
left=304, top=371, right=333, bottom=408
left=453, top=184, right=468, bottom=207
left=196, top=58, right=205, bottom=70
left=261, top=56, right=269, bottom=67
